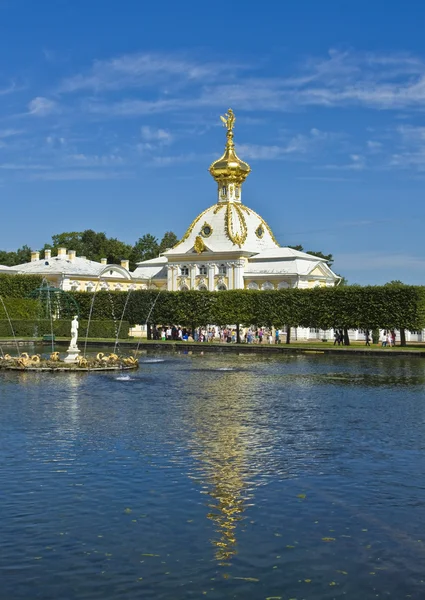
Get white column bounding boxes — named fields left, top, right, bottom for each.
left=234, top=260, right=244, bottom=289
left=228, top=262, right=234, bottom=289
left=172, top=266, right=178, bottom=291
left=167, top=266, right=173, bottom=291
left=208, top=263, right=215, bottom=291
left=190, top=264, right=196, bottom=289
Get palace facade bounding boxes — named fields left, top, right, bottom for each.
left=133, top=109, right=339, bottom=290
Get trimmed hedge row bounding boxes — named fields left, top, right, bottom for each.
left=0, top=297, right=40, bottom=319
left=70, top=286, right=425, bottom=331
left=0, top=274, right=43, bottom=298
left=1, top=272, right=425, bottom=332
left=0, top=319, right=129, bottom=339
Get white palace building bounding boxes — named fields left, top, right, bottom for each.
left=2, top=109, right=423, bottom=342
left=133, top=108, right=339, bottom=292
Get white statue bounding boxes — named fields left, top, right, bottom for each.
left=70, top=315, right=79, bottom=348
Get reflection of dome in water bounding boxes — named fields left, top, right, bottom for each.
left=187, top=371, right=261, bottom=566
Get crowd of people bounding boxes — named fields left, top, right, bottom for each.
left=151, top=326, right=283, bottom=344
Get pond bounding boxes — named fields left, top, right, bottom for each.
left=0, top=351, right=424, bottom=599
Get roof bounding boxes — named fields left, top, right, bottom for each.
left=132, top=256, right=167, bottom=280
left=165, top=201, right=280, bottom=256
left=245, top=250, right=338, bottom=279
left=249, top=247, right=326, bottom=261
left=0, top=265, right=17, bottom=273
left=15, top=255, right=108, bottom=277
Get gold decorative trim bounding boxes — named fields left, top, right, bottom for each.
left=213, top=203, right=225, bottom=214
left=171, top=206, right=212, bottom=249
left=224, top=202, right=248, bottom=247
left=200, top=222, right=213, bottom=238
left=194, top=235, right=206, bottom=254
left=240, top=205, right=280, bottom=247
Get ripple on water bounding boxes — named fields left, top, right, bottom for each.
left=0, top=351, right=425, bottom=600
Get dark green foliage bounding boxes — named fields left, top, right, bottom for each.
left=4, top=280, right=425, bottom=335
left=158, top=231, right=179, bottom=254
left=0, top=274, right=43, bottom=298
left=0, top=297, right=40, bottom=319
left=0, top=245, right=32, bottom=267
left=0, top=319, right=129, bottom=339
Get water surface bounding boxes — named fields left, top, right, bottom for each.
left=1, top=352, right=424, bottom=599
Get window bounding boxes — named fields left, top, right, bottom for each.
left=180, top=265, right=189, bottom=276
left=217, top=284, right=227, bottom=291
left=261, top=281, right=274, bottom=290
left=199, top=265, right=207, bottom=276
left=180, top=285, right=189, bottom=291
left=255, top=225, right=264, bottom=238
left=218, top=264, right=227, bottom=275
left=247, top=282, right=259, bottom=290
left=201, top=224, right=212, bottom=238
left=278, top=281, right=290, bottom=289
left=198, top=284, right=208, bottom=291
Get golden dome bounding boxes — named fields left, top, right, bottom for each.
left=209, top=109, right=251, bottom=186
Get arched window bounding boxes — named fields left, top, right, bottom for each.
left=70, top=282, right=79, bottom=291
left=180, top=284, right=189, bottom=291
left=261, top=281, right=274, bottom=290
left=218, top=264, right=227, bottom=275
left=114, top=283, right=122, bottom=291
left=217, top=284, right=227, bottom=291
left=278, top=281, right=290, bottom=289
left=198, top=284, right=208, bottom=291
left=247, top=282, right=259, bottom=290
left=180, top=265, right=189, bottom=276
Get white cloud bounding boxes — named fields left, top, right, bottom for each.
left=238, top=128, right=335, bottom=160
left=59, top=52, right=239, bottom=93
left=0, top=82, right=19, bottom=96
left=324, top=154, right=366, bottom=171
left=28, top=97, right=58, bottom=116
left=0, top=129, right=24, bottom=139
left=366, top=140, right=383, bottom=152
left=30, top=169, right=130, bottom=181
left=0, top=163, right=50, bottom=170
left=66, top=153, right=124, bottom=166
left=140, top=126, right=173, bottom=144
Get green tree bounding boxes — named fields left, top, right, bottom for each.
left=0, top=245, right=32, bottom=266
left=130, top=234, right=159, bottom=265
left=158, top=231, right=179, bottom=254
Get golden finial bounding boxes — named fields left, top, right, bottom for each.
left=220, top=108, right=235, bottom=132
left=209, top=108, right=251, bottom=188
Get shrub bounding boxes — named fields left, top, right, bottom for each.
left=0, top=319, right=129, bottom=339
left=0, top=274, right=43, bottom=298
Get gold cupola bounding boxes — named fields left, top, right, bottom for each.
left=209, top=109, right=251, bottom=204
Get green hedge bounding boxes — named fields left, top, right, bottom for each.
left=3, top=277, right=425, bottom=332
left=0, top=319, right=129, bottom=339
left=0, top=274, right=43, bottom=298
left=0, top=297, right=40, bottom=319
left=70, top=286, right=425, bottom=331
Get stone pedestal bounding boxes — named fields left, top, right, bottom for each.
left=64, top=345, right=81, bottom=363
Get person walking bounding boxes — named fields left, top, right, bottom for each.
left=365, top=330, right=371, bottom=347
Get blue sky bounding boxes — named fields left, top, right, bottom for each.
left=1, top=0, right=425, bottom=283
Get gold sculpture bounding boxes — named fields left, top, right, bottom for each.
left=220, top=108, right=235, bottom=132
left=194, top=235, right=206, bottom=254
